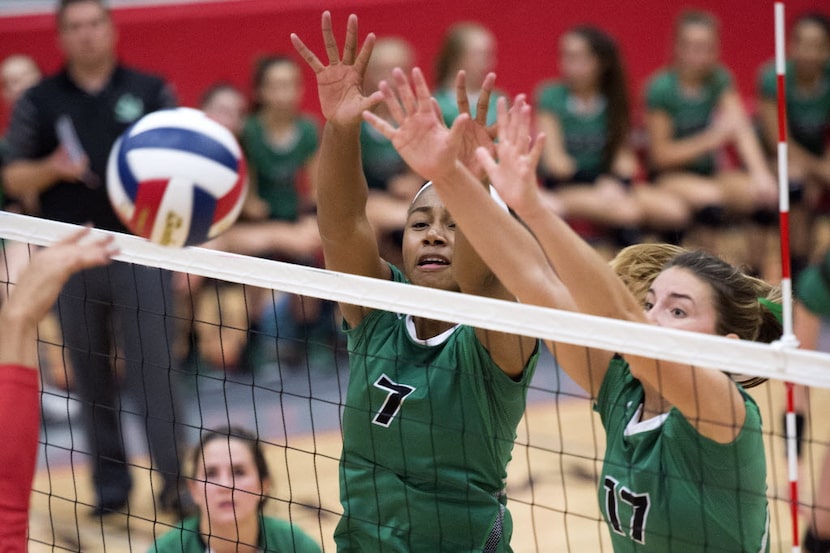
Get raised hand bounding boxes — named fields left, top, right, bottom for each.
left=475, top=96, right=546, bottom=214
left=291, top=11, right=383, bottom=126
left=363, top=67, right=467, bottom=183
left=3, top=227, right=117, bottom=329
left=453, top=70, right=498, bottom=180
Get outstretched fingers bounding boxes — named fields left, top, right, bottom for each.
left=341, top=13, right=359, bottom=65
left=455, top=71, right=470, bottom=117
left=363, top=109, right=397, bottom=140
left=291, top=33, right=324, bottom=73
left=392, top=68, right=418, bottom=115
left=475, top=72, right=496, bottom=125
left=321, top=11, right=341, bottom=65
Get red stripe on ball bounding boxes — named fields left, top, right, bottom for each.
left=131, top=179, right=170, bottom=239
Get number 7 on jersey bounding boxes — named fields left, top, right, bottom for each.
left=372, top=374, right=416, bottom=427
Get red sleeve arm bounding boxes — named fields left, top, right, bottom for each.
left=0, top=364, right=40, bottom=552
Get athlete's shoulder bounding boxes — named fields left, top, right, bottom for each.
left=261, top=516, right=323, bottom=553
left=535, top=80, right=568, bottom=112
left=644, top=68, right=676, bottom=108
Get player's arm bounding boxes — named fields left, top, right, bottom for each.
left=646, top=106, right=733, bottom=171
left=442, top=71, right=538, bottom=377
left=2, top=94, right=87, bottom=198
left=535, top=110, right=577, bottom=180
left=365, top=71, right=591, bottom=384
left=758, top=96, right=824, bottom=178
left=719, top=91, right=776, bottom=196
left=291, top=11, right=386, bottom=328
left=0, top=228, right=115, bottom=550
left=0, top=228, right=117, bottom=368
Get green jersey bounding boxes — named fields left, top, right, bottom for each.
left=335, top=265, right=539, bottom=553
left=646, top=66, right=733, bottom=175
left=242, top=114, right=318, bottom=221
left=434, top=87, right=501, bottom=127
left=759, top=60, right=830, bottom=156
left=360, top=120, right=409, bottom=191
left=149, top=514, right=322, bottom=553
left=595, top=357, right=769, bottom=553
left=536, top=81, right=609, bottom=177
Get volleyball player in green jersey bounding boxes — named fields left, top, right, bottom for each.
left=292, top=12, right=539, bottom=553
left=366, top=72, right=778, bottom=552
left=645, top=11, right=777, bottom=263
left=535, top=26, right=689, bottom=244
left=757, top=12, right=830, bottom=279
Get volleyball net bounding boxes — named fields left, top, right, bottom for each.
left=2, top=210, right=830, bottom=552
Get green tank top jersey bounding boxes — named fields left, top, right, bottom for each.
left=241, top=115, right=318, bottom=222
left=335, top=265, right=539, bottom=553
left=434, top=87, right=502, bottom=127
left=759, top=60, right=830, bottom=156
left=646, top=66, right=733, bottom=175
left=360, top=120, right=409, bottom=191
left=594, top=357, right=769, bottom=553
left=536, top=81, right=609, bottom=176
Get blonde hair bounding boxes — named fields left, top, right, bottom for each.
left=610, top=243, right=687, bottom=304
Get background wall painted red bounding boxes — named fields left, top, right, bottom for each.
left=0, top=0, right=825, bottom=129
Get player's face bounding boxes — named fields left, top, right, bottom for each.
left=559, top=33, right=601, bottom=92
left=365, top=43, right=414, bottom=94
left=203, top=89, right=247, bottom=137
left=259, top=62, right=303, bottom=114
left=643, top=266, right=719, bottom=335
left=58, top=1, right=116, bottom=69
left=189, top=438, right=268, bottom=529
left=402, top=186, right=458, bottom=292
left=675, top=23, right=719, bottom=80
left=459, top=30, right=496, bottom=88
left=0, top=58, right=40, bottom=106
left=791, top=21, right=830, bottom=78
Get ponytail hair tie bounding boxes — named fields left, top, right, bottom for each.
left=758, top=297, right=783, bottom=324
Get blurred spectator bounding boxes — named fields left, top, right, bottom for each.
left=0, top=54, right=76, bottom=419
left=172, top=82, right=251, bottom=372
left=1, top=0, right=187, bottom=517
left=149, top=426, right=322, bottom=553
left=208, top=55, right=331, bottom=369
left=199, top=81, right=247, bottom=138
left=535, top=26, right=689, bottom=247
left=361, top=37, right=423, bottom=266
left=757, top=12, right=830, bottom=280
left=644, top=10, right=777, bottom=271
left=433, top=22, right=501, bottom=125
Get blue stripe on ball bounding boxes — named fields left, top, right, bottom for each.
left=115, top=136, right=141, bottom=202
left=127, top=127, right=238, bottom=172
left=185, top=186, right=217, bottom=246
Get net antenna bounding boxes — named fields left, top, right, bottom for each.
left=774, top=3, right=802, bottom=552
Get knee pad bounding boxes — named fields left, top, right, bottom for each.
left=751, top=208, right=778, bottom=227
left=805, top=528, right=830, bottom=553
left=694, top=205, right=726, bottom=228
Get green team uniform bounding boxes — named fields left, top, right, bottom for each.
left=242, top=115, right=318, bottom=221
left=536, top=81, right=609, bottom=179
left=595, top=357, right=769, bottom=553
left=434, top=87, right=502, bottom=127
left=360, top=120, right=409, bottom=191
left=335, top=265, right=539, bottom=553
left=646, top=66, right=734, bottom=175
left=149, top=514, right=322, bottom=553
left=758, top=60, right=830, bottom=156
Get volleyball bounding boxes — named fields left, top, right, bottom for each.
left=107, top=107, right=247, bottom=247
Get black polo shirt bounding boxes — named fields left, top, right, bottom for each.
left=5, top=64, right=176, bottom=231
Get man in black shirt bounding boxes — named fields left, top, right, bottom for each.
left=2, top=0, right=187, bottom=517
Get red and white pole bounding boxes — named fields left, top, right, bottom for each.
left=775, top=3, right=801, bottom=553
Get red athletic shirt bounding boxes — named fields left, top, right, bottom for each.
left=0, top=364, right=39, bottom=552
